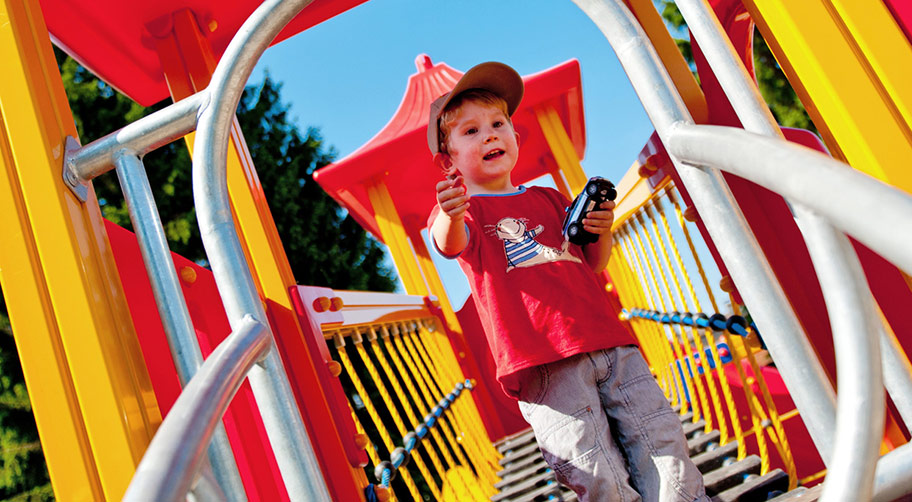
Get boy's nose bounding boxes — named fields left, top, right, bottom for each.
left=484, top=132, right=498, bottom=143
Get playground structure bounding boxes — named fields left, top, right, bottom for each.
left=1, top=0, right=912, bottom=500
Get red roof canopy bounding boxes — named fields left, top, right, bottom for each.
left=314, top=55, right=587, bottom=241
left=41, top=0, right=367, bottom=105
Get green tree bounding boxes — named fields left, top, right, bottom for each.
left=657, top=0, right=817, bottom=133
left=0, top=50, right=399, bottom=499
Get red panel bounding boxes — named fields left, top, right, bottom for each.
left=105, top=220, right=287, bottom=501
left=41, top=0, right=367, bottom=105
left=454, top=296, right=528, bottom=440
left=884, top=0, right=912, bottom=45
left=287, top=286, right=369, bottom=469
left=720, top=361, right=825, bottom=484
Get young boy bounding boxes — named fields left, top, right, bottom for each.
left=428, top=62, right=709, bottom=502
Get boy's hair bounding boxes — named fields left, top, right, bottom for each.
left=437, top=89, right=512, bottom=154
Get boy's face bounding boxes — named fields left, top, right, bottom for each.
left=437, top=100, right=520, bottom=190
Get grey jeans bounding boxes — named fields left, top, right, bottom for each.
left=517, top=345, right=710, bottom=502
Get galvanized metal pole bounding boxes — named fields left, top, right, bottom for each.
left=114, top=151, right=246, bottom=501
left=67, top=91, right=207, bottom=183
left=570, top=0, right=839, bottom=461
left=873, top=443, right=912, bottom=502
left=191, top=0, right=330, bottom=499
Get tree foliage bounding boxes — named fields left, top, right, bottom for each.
left=657, top=0, right=817, bottom=133
left=0, top=49, right=398, bottom=499
left=57, top=48, right=398, bottom=290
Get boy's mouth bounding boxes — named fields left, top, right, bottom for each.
left=483, top=149, right=505, bottom=161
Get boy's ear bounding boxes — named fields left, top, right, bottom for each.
left=433, top=152, right=457, bottom=176
left=514, top=130, right=521, bottom=148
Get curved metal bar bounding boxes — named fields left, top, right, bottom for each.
left=667, top=125, right=912, bottom=275
left=191, top=0, right=329, bottom=499
left=671, top=3, right=887, bottom=495
left=796, top=207, right=884, bottom=502
left=570, top=0, right=837, bottom=458
left=66, top=91, right=207, bottom=182
left=114, top=151, right=246, bottom=499
left=123, top=315, right=269, bottom=501
left=873, top=443, right=912, bottom=502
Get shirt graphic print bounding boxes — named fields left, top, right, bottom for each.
left=491, top=217, right=582, bottom=272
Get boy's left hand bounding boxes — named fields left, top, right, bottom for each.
left=582, top=200, right=616, bottom=236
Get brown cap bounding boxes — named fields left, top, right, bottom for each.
left=427, top=61, right=524, bottom=154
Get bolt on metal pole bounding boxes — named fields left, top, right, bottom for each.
left=114, top=151, right=246, bottom=500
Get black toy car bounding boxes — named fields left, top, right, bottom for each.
left=562, top=177, right=617, bottom=245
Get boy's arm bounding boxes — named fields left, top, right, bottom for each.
left=431, top=176, right=470, bottom=256
left=581, top=200, right=616, bottom=273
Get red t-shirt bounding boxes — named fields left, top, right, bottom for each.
left=431, top=185, right=636, bottom=397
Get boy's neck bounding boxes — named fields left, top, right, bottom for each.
left=464, top=177, right=518, bottom=196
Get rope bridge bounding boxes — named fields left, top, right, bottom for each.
left=321, top=308, right=503, bottom=501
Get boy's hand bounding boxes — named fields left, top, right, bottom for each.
left=582, top=200, right=616, bottom=237
left=436, top=175, right=470, bottom=220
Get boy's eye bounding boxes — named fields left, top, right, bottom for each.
left=493, top=121, right=503, bottom=128
left=465, top=127, right=477, bottom=135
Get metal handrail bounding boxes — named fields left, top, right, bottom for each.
left=571, top=0, right=837, bottom=464
left=114, top=151, right=245, bottom=498
left=573, top=0, right=911, bottom=500
left=669, top=3, right=885, bottom=497
left=123, top=315, right=268, bottom=501
left=191, top=0, right=329, bottom=499
left=667, top=123, right=887, bottom=501
left=68, top=0, right=331, bottom=498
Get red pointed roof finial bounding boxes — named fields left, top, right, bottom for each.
left=416, top=54, right=434, bottom=72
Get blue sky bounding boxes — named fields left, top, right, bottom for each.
left=253, top=0, right=664, bottom=304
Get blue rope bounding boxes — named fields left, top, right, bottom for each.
left=370, top=379, right=476, bottom=486
left=624, top=308, right=759, bottom=337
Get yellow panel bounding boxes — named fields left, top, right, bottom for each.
left=407, top=225, right=462, bottom=332
left=828, top=0, right=912, bottom=137
left=626, top=0, right=708, bottom=123
left=0, top=0, right=161, bottom=499
left=535, top=106, right=589, bottom=195
left=367, top=179, right=429, bottom=295
left=743, top=0, right=912, bottom=193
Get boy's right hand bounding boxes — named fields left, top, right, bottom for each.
left=436, top=175, right=470, bottom=220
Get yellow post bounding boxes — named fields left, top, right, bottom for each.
left=0, top=0, right=161, bottom=498
left=743, top=0, right=912, bottom=192
left=535, top=105, right=589, bottom=195
left=366, top=179, right=429, bottom=295
left=406, top=224, right=462, bottom=332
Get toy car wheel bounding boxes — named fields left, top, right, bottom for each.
left=567, top=223, right=581, bottom=238
left=586, top=182, right=599, bottom=196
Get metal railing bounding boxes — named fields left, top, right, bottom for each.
left=64, top=0, right=330, bottom=499
left=574, top=0, right=912, bottom=500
